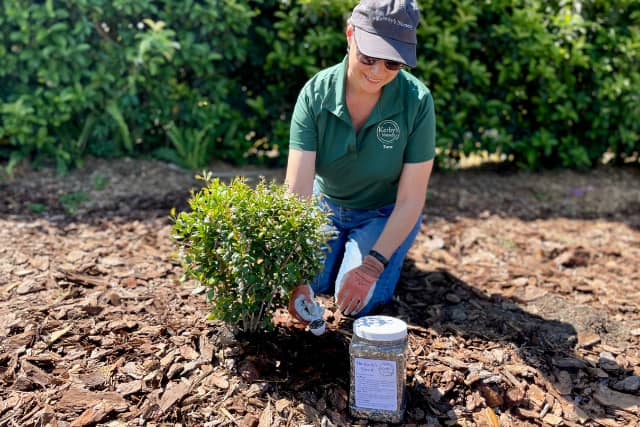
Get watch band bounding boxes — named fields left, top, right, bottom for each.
left=368, top=249, right=389, bottom=267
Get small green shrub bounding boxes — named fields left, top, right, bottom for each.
left=171, top=175, right=333, bottom=333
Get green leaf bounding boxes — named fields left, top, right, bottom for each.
left=105, top=100, right=133, bottom=153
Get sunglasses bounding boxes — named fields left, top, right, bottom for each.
left=353, top=37, right=406, bottom=71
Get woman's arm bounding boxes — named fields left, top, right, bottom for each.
left=335, top=159, right=434, bottom=315
left=285, top=149, right=317, bottom=198
left=372, top=159, right=434, bottom=259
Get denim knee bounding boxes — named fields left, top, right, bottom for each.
left=347, top=214, right=422, bottom=317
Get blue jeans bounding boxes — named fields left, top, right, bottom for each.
left=311, top=196, right=422, bottom=317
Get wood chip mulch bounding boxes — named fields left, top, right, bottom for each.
left=1, top=158, right=639, bottom=426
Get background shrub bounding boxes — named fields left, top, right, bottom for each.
left=1, top=0, right=638, bottom=172
left=417, top=0, right=640, bottom=169
left=0, top=0, right=255, bottom=173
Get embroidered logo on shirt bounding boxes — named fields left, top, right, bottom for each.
left=376, top=120, right=400, bottom=149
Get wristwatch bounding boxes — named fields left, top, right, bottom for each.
left=368, top=249, right=389, bottom=267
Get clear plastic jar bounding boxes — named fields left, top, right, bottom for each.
left=349, top=316, right=408, bottom=423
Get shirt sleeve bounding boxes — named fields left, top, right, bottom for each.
left=404, top=92, right=436, bottom=163
left=289, top=85, right=318, bottom=151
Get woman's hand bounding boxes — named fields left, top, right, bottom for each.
left=288, top=284, right=324, bottom=324
left=336, top=255, right=385, bottom=316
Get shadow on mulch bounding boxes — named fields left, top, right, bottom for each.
left=383, top=262, right=633, bottom=424
left=229, top=260, right=633, bottom=425
left=0, top=159, right=280, bottom=227
left=425, top=163, right=640, bottom=231
left=1, top=160, right=639, bottom=231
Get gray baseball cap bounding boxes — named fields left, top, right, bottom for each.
left=350, top=0, right=420, bottom=67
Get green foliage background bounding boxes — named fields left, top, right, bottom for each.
left=1, top=0, right=638, bottom=172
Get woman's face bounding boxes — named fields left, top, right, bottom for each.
left=346, top=27, right=401, bottom=95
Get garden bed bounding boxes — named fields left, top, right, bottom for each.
left=1, top=158, right=639, bottom=426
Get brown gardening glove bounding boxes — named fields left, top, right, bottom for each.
left=336, top=255, right=384, bottom=316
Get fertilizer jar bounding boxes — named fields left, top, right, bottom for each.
left=349, top=315, right=408, bottom=423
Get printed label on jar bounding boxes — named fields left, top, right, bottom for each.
left=354, top=358, right=398, bottom=411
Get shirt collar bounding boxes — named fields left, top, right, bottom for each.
left=321, top=55, right=349, bottom=122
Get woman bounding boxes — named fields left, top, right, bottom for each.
left=286, top=0, right=435, bottom=324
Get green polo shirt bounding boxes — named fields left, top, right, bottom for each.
left=289, top=56, right=436, bottom=210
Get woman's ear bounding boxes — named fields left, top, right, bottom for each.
left=345, top=23, right=353, bottom=39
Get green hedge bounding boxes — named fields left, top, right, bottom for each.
left=1, top=0, right=638, bottom=172
left=419, top=0, right=640, bottom=169
left=0, top=0, right=256, bottom=172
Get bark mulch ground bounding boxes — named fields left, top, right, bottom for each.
left=1, top=158, right=639, bottom=426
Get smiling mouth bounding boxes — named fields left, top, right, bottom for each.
left=364, top=74, right=382, bottom=84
